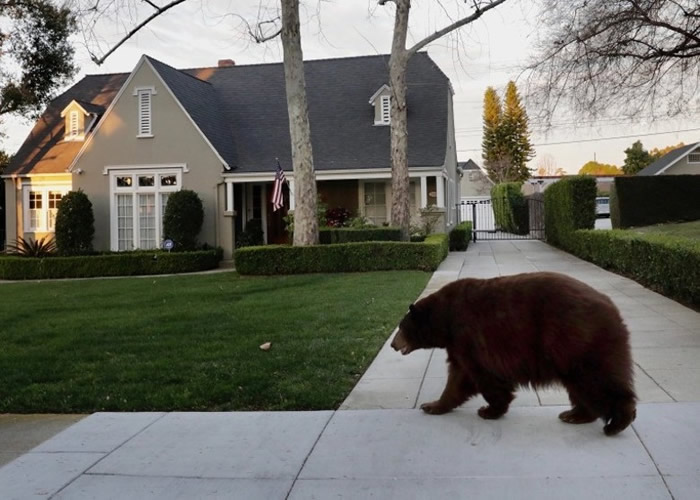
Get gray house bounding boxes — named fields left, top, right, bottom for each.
left=2, top=53, right=459, bottom=258
left=637, top=142, right=700, bottom=176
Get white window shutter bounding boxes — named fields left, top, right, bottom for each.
left=138, top=90, right=152, bottom=136
left=381, top=95, right=390, bottom=124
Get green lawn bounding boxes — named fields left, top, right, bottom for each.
left=632, top=220, right=700, bottom=240
left=0, top=271, right=430, bottom=413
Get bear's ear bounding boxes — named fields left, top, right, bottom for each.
left=409, top=304, right=426, bottom=322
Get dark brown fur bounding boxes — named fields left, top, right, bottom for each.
left=391, top=272, right=637, bottom=436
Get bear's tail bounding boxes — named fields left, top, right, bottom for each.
left=603, top=395, right=637, bottom=436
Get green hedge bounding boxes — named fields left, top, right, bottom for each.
left=319, top=227, right=401, bottom=244
left=567, top=230, right=700, bottom=307
left=449, top=222, right=472, bottom=251
left=0, top=249, right=223, bottom=280
left=544, top=176, right=597, bottom=247
left=491, top=183, right=528, bottom=235
left=235, top=234, right=448, bottom=275
left=611, top=175, right=700, bottom=228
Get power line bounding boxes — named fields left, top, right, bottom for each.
left=456, top=126, right=700, bottom=152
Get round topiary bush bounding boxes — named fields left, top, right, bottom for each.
left=163, top=190, right=204, bottom=251
left=55, top=190, right=95, bottom=255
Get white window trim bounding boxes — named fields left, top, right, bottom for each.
left=359, top=180, right=389, bottom=225
left=134, top=86, right=156, bottom=138
left=109, top=168, right=181, bottom=251
left=22, top=184, right=70, bottom=233
left=688, top=152, right=700, bottom=164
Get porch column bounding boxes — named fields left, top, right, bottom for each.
left=261, top=184, right=268, bottom=243
left=288, top=178, right=296, bottom=210
left=436, top=175, right=445, bottom=208
left=225, top=181, right=234, bottom=212
left=420, top=176, right=428, bottom=208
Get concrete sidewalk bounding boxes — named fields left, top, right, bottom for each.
left=1, top=240, right=699, bottom=499
left=2, top=403, right=700, bottom=499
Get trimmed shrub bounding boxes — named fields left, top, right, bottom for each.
left=491, top=183, right=528, bottom=234
left=55, top=190, right=94, bottom=255
left=449, top=222, right=472, bottom=251
left=235, top=234, right=448, bottom=275
left=319, top=227, right=401, bottom=244
left=612, top=175, right=700, bottom=228
left=163, top=190, right=204, bottom=251
left=544, top=176, right=597, bottom=247
left=567, top=230, right=700, bottom=308
left=0, top=249, right=223, bottom=280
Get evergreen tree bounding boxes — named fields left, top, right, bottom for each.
left=623, top=140, right=654, bottom=175
left=502, top=81, right=534, bottom=182
left=482, top=87, right=510, bottom=182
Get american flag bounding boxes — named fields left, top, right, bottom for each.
left=272, top=160, right=286, bottom=212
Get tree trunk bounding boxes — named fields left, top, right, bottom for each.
left=388, top=0, right=411, bottom=241
left=280, top=0, right=318, bottom=246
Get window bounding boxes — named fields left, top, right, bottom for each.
left=380, top=95, right=390, bottom=125
left=29, top=192, right=43, bottom=231
left=363, top=182, right=387, bottom=225
left=688, top=152, right=700, bottom=163
left=23, top=186, right=69, bottom=232
left=48, top=192, right=63, bottom=231
left=137, top=89, right=153, bottom=136
left=111, top=169, right=180, bottom=251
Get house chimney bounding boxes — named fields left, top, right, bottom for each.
left=218, top=59, right=235, bottom=68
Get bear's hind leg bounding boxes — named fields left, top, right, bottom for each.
left=476, top=375, right=515, bottom=420
left=559, top=388, right=598, bottom=424
left=421, top=362, right=477, bottom=415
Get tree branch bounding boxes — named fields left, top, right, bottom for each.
left=407, top=0, right=509, bottom=57
left=89, top=0, right=189, bottom=65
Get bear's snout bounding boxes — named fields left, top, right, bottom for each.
left=391, top=329, right=413, bottom=355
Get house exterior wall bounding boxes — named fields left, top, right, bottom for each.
left=460, top=170, right=493, bottom=197
left=4, top=179, right=17, bottom=245
left=72, top=60, right=228, bottom=256
left=665, top=152, right=700, bottom=175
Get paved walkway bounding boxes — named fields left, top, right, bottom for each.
left=1, top=240, right=699, bottom=499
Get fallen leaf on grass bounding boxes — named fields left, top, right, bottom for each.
left=259, top=342, right=271, bottom=351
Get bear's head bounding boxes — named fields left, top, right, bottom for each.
left=391, top=303, right=436, bottom=355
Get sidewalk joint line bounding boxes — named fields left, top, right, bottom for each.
left=413, top=349, right=436, bottom=409
left=284, top=411, right=334, bottom=500
left=635, top=362, right=677, bottom=403
left=48, top=412, right=169, bottom=499
left=631, top=425, right=676, bottom=500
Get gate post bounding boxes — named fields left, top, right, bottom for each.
left=471, top=202, right=477, bottom=242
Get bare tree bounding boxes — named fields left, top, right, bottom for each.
left=76, top=0, right=319, bottom=246
left=378, top=0, right=509, bottom=240
left=535, top=153, right=564, bottom=176
left=527, top=0, right=700, bottom=121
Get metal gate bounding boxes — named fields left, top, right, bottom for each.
left=456, top=195, right=545, bottom=241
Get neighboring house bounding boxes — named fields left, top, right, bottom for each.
left=637, top=142, right=700, bottom=176
left=458, top=159, right=492, bottom=198
left=2, top=53, right=459, bottom=258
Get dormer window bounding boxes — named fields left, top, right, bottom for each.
left=60, top=100, right=99, bottom=141
left=134, top=87, right=156, bottom=137
left=369, top=84, right=392, bottom=126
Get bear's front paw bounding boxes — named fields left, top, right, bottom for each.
left=477, top=405, right=506, bottom=420
left=420, top=401, right=450, bottom=415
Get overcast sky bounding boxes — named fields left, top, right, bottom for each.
left=3, top=0, right=699, bottom=173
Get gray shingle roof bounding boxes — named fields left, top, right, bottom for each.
left=458, top=159, right=480, bottom=171
left=6, top=53, right=450, bottom=176
left=637, top=142, right=700, bottom=176
left=147, top=56, right=238, bottom=169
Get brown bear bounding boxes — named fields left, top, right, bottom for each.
left=391, top=272, right=637, bottom=436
